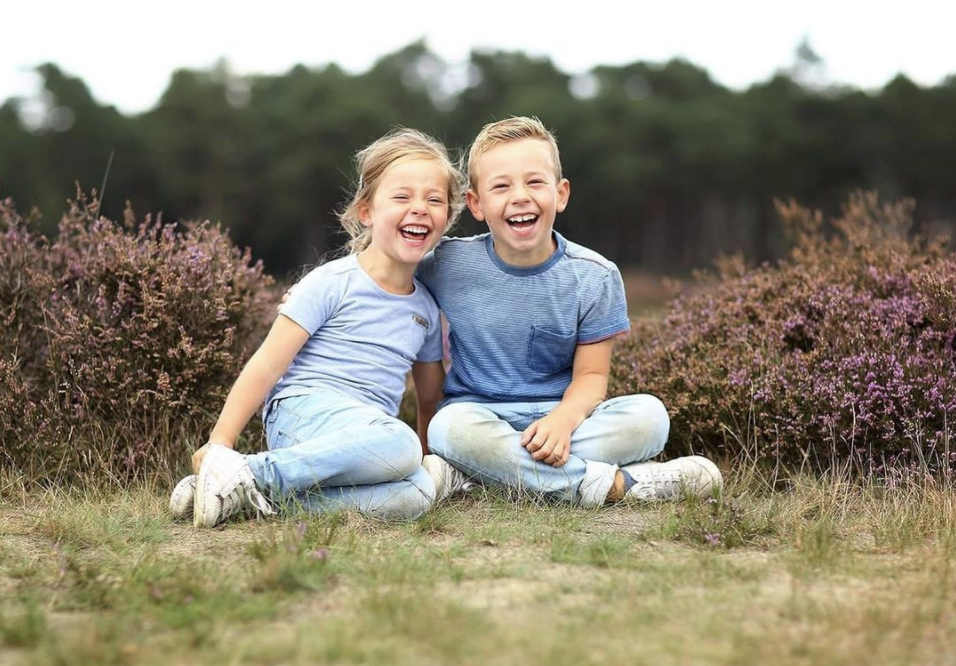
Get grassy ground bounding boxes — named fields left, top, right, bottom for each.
left=1, top=465, right=953, bottom=666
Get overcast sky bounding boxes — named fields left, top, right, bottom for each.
left=3, top=1, right=954, bottom=114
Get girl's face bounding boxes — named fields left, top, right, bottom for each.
left=359, top=157, right=449, bottom=268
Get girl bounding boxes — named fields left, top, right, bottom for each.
left=170, top=128, right=462, bottom=527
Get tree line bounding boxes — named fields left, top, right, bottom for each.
left=1, top=41, right=954, bottom=277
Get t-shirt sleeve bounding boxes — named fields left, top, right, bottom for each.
left=415, top=248, right=438, bottom=294
left=416, top=303, right=445, bottom=363
left=278, top=266, right=341, bottom=335
left=578, top=264, right=631, bottom=344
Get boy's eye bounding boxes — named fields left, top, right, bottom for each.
left=491, top=184, right=508, bottom=191
left=428, top=197, right=445, bottom=205
left=393, top=195, right=409, bottom=201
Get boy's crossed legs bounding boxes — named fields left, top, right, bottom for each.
left=427, top=394, right=720, bottom=506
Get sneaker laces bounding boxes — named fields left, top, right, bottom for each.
left=626, top=466, right=686, bottom=500
left=246, top=487, right=276, bottom=516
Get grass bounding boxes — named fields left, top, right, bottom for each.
left=0, top=465, right=954, bottom=666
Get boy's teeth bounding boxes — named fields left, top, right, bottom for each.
left=508, top=214, right=537, bottom=223
left=401, top=225, right=428, bottom=235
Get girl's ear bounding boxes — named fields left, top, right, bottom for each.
left=358, top=202, right=372, bottom=227
left=466, top=190, right=484, bottom=221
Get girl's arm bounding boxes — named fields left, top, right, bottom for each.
left=411, top=360, right=445, bottom=455
left=194, top=315, right=310, bottom=470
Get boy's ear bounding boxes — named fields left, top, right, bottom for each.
left=466, top=190, right=485, bottom=221
left=556, top=178, right=571, bottom=213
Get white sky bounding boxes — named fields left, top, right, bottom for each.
left=2, top=0, right=954, bottom=114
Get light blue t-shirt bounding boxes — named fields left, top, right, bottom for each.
left=267, top=253, right=443, bottom=417
left=416, top=231, right=630, bottom=403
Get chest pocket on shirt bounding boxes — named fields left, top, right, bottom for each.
left=528, top=326, right=577, bottom=374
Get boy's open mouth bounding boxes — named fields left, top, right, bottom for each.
left=506, top=213, right=538, bottom=233
left=400, top=224, right=429, bottom=245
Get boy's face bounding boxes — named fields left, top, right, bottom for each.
left=467, top=138, right=570, bottom=267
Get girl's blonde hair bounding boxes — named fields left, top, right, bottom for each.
left=339, top=128, right=465, bottom=253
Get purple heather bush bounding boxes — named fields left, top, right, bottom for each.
left=0, top=192, right=277, bottom=482
left=610, top=192, right=956, bottom=478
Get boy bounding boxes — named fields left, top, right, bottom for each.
left=416, top=116, right=721, bottom=507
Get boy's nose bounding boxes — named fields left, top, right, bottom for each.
left=510, top=185, right=530, bottom=203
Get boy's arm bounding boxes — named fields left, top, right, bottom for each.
left=193, top=315, right=309, bottom=472
left=411, top=360, right=445, bottom=455
left=520, top=338, right=615, bottom=467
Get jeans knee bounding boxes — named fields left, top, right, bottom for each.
left=428, top=403, right=484, bottom=457
left=605, top=393, right=670, bottom=460
left=637, top=394, right=670, bottom=456
left=378, top=419, right=424, bottom=477
left=644, top=394, right=670, bottom=432
left=379, top=468, right=435, bottom=521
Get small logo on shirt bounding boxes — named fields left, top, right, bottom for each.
left=412, top=314, right=429, bottom=330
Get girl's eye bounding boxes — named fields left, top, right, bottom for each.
left=529, top=179, right=544, bottom=185
left=428, top=197, right=445, bottom=205
left=393, top=195, right=409, bottom=201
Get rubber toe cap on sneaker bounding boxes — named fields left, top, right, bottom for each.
left=687, top=456, right=722, bottom=496
left=169, top=475, right=197, bottom=520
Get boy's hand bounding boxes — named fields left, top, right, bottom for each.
left=521, top=414, right=575, bottom=467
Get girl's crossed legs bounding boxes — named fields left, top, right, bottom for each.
left=250, top=391, right=435, bottom=520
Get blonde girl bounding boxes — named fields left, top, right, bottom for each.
left=170, top=128, right=462, bottom=527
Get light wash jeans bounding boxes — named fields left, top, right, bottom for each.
left=427, top=394, right=669, bottom=507
left=245, top=391, right=435, bottom=520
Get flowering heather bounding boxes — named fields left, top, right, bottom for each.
left=0, top=192, right=277, bottom=481
left=610, top=192, right=956, bottom=478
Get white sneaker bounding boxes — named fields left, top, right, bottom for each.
left=194, top=444, right=275, bottom=528
left=169, top=475, right=197, bottom=520
left=422, top=454, right=474, bottom=503
left=622, top=456, right=722, bottom=501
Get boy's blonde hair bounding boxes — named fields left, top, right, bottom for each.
left=340, top=128, right=464, bottom=253
left=467, top=116, right=563, bottom=190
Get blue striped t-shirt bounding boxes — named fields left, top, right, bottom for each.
left=416, top=231, right=630, bottom=403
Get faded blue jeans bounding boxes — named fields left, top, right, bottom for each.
left=427, top=394, right=669, bottom=507
left=246, top=391, right=435, bottom=520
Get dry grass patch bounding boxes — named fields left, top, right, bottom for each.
left=0, top=468, right=954, bottom=665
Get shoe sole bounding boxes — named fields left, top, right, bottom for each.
left=194, top=445, right=231, bottom=528
left=422, top=455, right=449, bottom=501
left=169, top=475, right=197, bottom=520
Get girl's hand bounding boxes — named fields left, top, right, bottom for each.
left=191, top=442, right=213, bottom=474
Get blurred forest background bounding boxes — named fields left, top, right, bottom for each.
left=1, top=40, right=954, bottom=279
